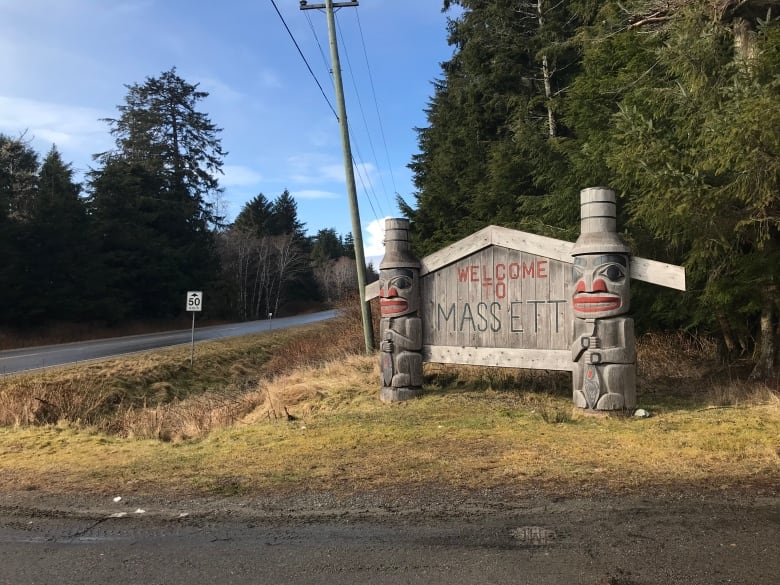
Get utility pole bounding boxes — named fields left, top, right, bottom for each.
left=300, top=0, right=374, bottom=354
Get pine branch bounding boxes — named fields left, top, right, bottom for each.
left=628, top=12, right=672, bottom=30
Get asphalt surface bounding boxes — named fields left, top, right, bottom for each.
left=0, top=310, right=337, bottom=375
left=0, top=491, right=777, bottom=585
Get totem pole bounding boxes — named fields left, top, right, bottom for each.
left=571, top=187, right=636, bottom=411
left=378, top=218, right=423, bottom=403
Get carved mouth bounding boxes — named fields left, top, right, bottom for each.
left=380, top=298, right=409, bottom=314
left=573, top=294, right=622, bottom=313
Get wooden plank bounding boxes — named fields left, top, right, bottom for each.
left=421, top=266, right=435, bottom=345
left=530, top=250, right=544, bottom=350
left=365, top=280, right=380, bottom=301
left=546, top=254, right=569, bottom=350
left=445, top=256, right=458, bottom=346
left=493, top=244, right=510, bottom=350
left=490, top=225, right=573, bottom=264
left=420, top=226, right=493, bottom=276
left=423, top=345, right=573, bottom=372
left=631, top=257, right=686, bottom=291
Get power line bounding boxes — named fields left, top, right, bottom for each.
left=335, top=17, right=386, bottom=219
left=304, top=11, right=332, bottom=77
left=355, top=8, right=398, bottom=198
left=351, top=153, right=380, bottom=222
left=269, top=0, right=338, bottom=120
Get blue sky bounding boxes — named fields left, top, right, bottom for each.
left=0, top=0, right=456, bottom=258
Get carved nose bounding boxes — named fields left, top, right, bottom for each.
left=592, top=279, right=608, bottom=292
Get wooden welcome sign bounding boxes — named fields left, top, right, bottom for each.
left=418, top=227, right=574, bottom=372
left=365, top=188, right=686, bottom=410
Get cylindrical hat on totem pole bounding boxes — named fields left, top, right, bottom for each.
left=380, top=218, right=421, bottom=269
left=571, top=187, right=631, bottom=257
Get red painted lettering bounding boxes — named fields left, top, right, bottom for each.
left=457, top=259, right=548, bottom=286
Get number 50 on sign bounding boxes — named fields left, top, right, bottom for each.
left=187, top=291, right=203, bottom=312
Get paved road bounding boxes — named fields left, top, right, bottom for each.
left=0, top=494, right=777, bottom=585
left=0, top=310, right=337, bottom=375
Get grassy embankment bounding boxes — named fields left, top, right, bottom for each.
left=0, top=304, right=778, bottom=498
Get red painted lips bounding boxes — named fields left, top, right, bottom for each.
left=573, top=294, right=622, bottom=313
left=380, top=298, right=409, bottom=315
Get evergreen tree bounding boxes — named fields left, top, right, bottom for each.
left=407, top=0, right=588, bottom=254
left=89, top=68, right=225, bottom=320
left=0, top=133, right=38, bottom=222
left=88, top=157, right=173, bottom=320
left=310, top=228, right=344, bottom=265
left=18, top=146, right=93, bottom=322
left=97, top=67, right=226, bottom=226
left=233, top=193, right=274, bottom=236
left=342, top=232, right=355, bottom=259
left=269, top=189, right=306, bottom=238
left=0, top=134, right=39, bottom=324
left=594, top=1, right=780, bottom=376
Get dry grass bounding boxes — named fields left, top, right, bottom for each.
left=0, top=299, right=370, bottom=441
left=0, top=355, right=776, bottom=498
left=0, top=306, right=778, bottom=498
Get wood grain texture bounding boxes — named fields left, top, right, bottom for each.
left=365, top=225, right=686, bottom=300
left=423, top=345, right=573, bottom=371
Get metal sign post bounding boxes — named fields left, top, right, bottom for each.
left=186, top=291, right=203, bottom=366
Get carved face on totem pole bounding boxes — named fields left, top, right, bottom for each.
left=572, top=254, right=630, bottom=320
left=379, top=268, right=419, bottom=318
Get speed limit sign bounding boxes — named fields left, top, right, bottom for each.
left=186, top=291, right=203, bottom=312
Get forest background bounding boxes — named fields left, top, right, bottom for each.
left=0, top=0, right=778, bottom=381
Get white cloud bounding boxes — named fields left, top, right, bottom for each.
left=294, top=189, right=340, bottom=200
left=290, top=163, right=345, bottom=184
left=0, top=95, right=110, bottom=171
left=363, top=216, right=391, bottom=258
left=285, top=157, right=380, bottom=188
left=354, top=161, right=377, bottom=182
left=0, top=96, right=106, bottom=140
left=322, top=164, right=347, bottom=182
left=198, top=76, right=247, bottom=104
left=284, top=153, right=347, bottom=185
left=221, top=164, right=263, bottom=187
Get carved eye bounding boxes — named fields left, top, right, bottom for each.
left=600, top=264, right=625, bottom=282
left=392, top=276, right=412, bottom=290
left=572, top=266, right=583, bottom=282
